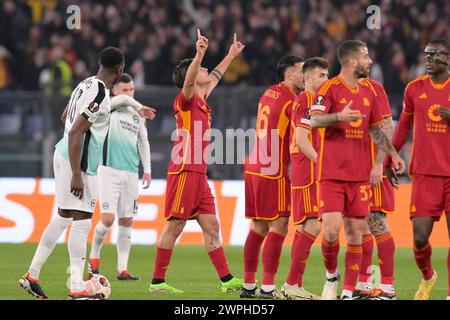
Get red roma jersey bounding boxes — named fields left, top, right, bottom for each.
left=359, top=78, right=393, bottom=165
left=401, top=75, right=450, bottom=176
left=290, top=91, right=318, bottom=188
left=168, top=91, right=212, bottom=175
left=311, top=76, right=383, bottom=182
left=245, top=83, right=296, bottom=178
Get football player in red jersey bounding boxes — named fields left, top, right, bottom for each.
left=389, top=38, right=450, bottom=300
left=148, top=30, right=245, bottom=294
left=282, top=57, right=329, bottom=300
left=241, top=56, right=304, bottom=299
left=310, top=40, right=405, bottom=300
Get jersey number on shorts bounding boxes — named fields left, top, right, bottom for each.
left=359, top=185, right=373, bottom=201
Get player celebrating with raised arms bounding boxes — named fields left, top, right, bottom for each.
left=88, top=73, right=153, bottom=281
left=241, top=55, right=304, bottom=299
left=149, top=29, right=245, bottom=294
left=389, top=37, right=450, bottom=300
left=309, top=40, right=405, bottom=300
left=282, top=57, right=329, bottom=300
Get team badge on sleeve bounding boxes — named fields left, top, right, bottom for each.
left=88, top=102, right=100, bottom=113
left=315, top=96, right=324, bottom=105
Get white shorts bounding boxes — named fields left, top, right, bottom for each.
left=97, top=165, right=138, bottom=218
left=53, top=150, right=97, bottom=213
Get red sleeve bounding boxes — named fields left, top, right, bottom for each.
left=176, top=91, right=194, bottom=111
left=369, top=97, right=384, bottom=126
left=375, top=82, right=392, bottom=118
left=293, top=97, right=312, bottom=130
left=311, top=82, right=333, bottom=114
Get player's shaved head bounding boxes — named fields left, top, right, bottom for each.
left=115, top=73, right=133, bottom=84
left=172, top=58, right=194, bottom=88
left=276, top=55, right=305, bottom=81
left=337, top=40, right=367, bottom=65
left=99, top=47, right=124, bottom=69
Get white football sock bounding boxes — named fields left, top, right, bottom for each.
left=117, top=225, right=132, bottom=272
left=89, top=221, right=110, bottom=259
left=68, top=219, right=91, bottom=293
left=341, top=289, right=353, bottom=298
left=28, top=214, right=72, bottom=279
left=243, top=283, right=257, bottom=290
left=261, top=284, right=276, bottom=292
left=326, top=270, right=338, bottom=279
left=380, top=283, right=395, bottom=293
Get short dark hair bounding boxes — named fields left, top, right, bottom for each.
left=337, top=40, right=367, bottom=65
left=116, top=73, right=133, bottom=84
left=427, top=37, right=450, bottom=51
left=302, top=57, right=329, bottom=73
left=172, top=58, right=193, bottom=88
left=276, top=55, right=305, bottom=81
left=99, top=47, right=124, bottom=69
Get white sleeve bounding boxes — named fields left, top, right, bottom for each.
left=137, top=120, right=151, bottom=174
left=110, top=94, right=143, bottom=111
left=80, top=81, right=107, bottom=123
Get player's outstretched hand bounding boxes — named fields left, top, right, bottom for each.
left=385, top=166, right=400, bottom=189
left=142, top=173, right=152, bottom=189
left=391, top=152, right=406, bottom=175
left=370, top=163, right=383, bottom=186
left=196, top=29, right=208, bottom=57
left=337, top=101, right=366, bottom=122
left=437, top=105, right=450, bottom=120
left=70, top=172, right=84, bottom=199
left=138, top=106, right=156, bottom=120
left=227, top=33, right=245, bottom=58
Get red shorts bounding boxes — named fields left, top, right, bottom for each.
left=245, top=174, right=291, bottom=220
left=318, top=180, right=371, bottom=218
left=370, top=177, right=395, bottom=214
left=292, top=184, right=319, bottom=224
left=164, top=171, right=216, bottom=220
left=410, top=174, right=450, bottom=221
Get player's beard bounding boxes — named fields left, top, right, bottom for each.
left=354, top=64, right=369, bottom=79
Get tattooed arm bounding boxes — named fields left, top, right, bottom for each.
left=373, top=116, right=394, bottom=165
left=369, top=123, right=405, bottom=174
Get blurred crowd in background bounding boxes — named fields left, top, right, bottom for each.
left=0, top=0, right=449, bottom=113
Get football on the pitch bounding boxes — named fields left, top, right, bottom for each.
left=84, top=274, right=111, bottom=299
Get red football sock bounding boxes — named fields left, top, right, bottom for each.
left=375, top=232, right=395, bottom=285
left=343, top=244, right=363, bottom=291
left=286, top=230, right=317, bottom=287
left=262, top=232, right=286, bottom=285
left=152, top=247, right=173, bottom=280
left=322, top=238, right=340, bottom=274
left=243, top=229, right=265, bottom=284
left=413, top=242, right=434, bottom=281
left=208, top=247, right=231, bottom=279
left=359, top=233, right=374, bottom=283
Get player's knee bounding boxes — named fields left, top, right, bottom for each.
left=269, top=218, right=289, bottom=236
left=305, top=220, right=321, bottom=237
left=118, top=218, right=132, bottom=227
left=167, top=219, right=186, bottom=237
left=205, top=220, right=220, bottom=236
left=322, top=225, right=339, bottom=242
left=102, top=215, right=115, bottom=227
left=252, top=221, right=269, bottom=236
left=413, top=235, right=429, bottom=250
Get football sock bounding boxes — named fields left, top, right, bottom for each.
left=343, top=244, right=362, bottom=291
left=359, top=233, right=374, bottom=283
left=28, top=214, right=72, bottom=279
left=90, top=221, right=110, bottom=259
left=286, top=230, right=316, bottom=287
left=117, top=225, right=132, bottom=272
left=375, top=231, right=395, bottom=285
left=152, top=247, right=173, bottom=283
left=208, top=247, right=231, bottom=280
left=262, top=232, right=285, bottom=286
left=413, top=242, right=434, bottom=280
left=68, top=219, right=92, bottom=292
left=243, top=229, right=265, bottom=285
left=322, top=238, right=340, bottom=276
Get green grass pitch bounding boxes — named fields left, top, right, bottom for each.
left=1, top=243, right=448, bottom=300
